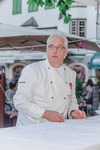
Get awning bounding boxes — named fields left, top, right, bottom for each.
left=89, top=52, right=100, bottom=68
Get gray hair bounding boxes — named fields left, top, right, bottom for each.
left=47, top=31, right=68, bottom=49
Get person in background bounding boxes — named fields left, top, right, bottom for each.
left=14, top=31, right=86, bottom=126
left=83, top=79, right=94, bottom=116
left=5, top=78, right=18, bottom=110
left=84, top=79, right=94, bottom=104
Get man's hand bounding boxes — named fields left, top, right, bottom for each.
left=42, top=110, right=64, bottom=122
left=71, top=109, right=86, bottom=119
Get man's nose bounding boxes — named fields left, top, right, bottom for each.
left=53, top=47, right=58, bottom=53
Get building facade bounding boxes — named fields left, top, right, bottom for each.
left=0, top=0, right=99, bottom=85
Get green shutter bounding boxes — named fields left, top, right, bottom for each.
left=28, top=3, right=38, bottom=12
left=13, top=0, right=22, bottom=14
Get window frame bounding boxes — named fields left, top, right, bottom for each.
left=69, top=19, right=86, bottom=38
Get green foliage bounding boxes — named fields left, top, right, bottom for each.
left=27, top=0, right=73, bottom=24
left=27, top=0, right=44, bottom=7
left=76, top=78, right=86, bottom=104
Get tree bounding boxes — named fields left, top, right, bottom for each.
left=27, top=0, right=73, bottom=24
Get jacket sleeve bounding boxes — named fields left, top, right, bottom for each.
left=13, top=65, right=45, bottom=120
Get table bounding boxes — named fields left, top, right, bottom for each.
left=0, top=115, right=100, bottom=150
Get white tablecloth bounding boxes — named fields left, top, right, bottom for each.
left=0, top=115, right=100, bottom=150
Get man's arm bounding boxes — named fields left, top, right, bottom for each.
left=14, top=65, right=45, bottom=120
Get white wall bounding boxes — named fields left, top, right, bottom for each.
left=69, top=5, right=96, bottom=40
left=0, top=0, right=97, bottom=38
left=86, top=6, right=96, bottom=40
left=0, top=0, right=67, bottom=31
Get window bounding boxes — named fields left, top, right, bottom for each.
left=12, top=0, right=22, bottom=14
left=69, top=19, right=86, bottom=37
left=70, top=20, right=77, bottom=35
left=78, top=20, right=86, bottom=37
left=28, top=3, right=38, bottom=12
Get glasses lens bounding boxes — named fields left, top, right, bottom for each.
left=48, top=44, right=65, bottom=51
left=48, top=44, right=54, bottom=49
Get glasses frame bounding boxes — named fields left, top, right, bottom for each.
left=48, top=44, right=66, bottom=52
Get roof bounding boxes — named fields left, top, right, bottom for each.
left=21, top=17, right=38, bottom=27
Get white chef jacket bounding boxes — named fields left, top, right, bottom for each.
left=14, top=59, right=78, bottom=126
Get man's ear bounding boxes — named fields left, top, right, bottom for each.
left=64, top=50, right=68, bottom=57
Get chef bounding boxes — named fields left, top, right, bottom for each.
left=14, top=31, right=86, bottom=126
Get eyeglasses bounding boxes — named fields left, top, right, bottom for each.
left=48, top=44, right=66, bottom=52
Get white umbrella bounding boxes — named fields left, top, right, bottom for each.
left=0, top=23, right=99, bottom=52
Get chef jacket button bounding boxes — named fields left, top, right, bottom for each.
left=64, top=68, right=66, bottom=70
left=51, top=97, right=54, bottom=99
left=48, top=67, right=50, bottom=69
left=50, top=81, right=53, bottom=84
left=65, top=82, right=67, bottom=84
left=64, top=97, right=66, bottom=99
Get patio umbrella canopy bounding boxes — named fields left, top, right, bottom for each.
left=0, top=23, right=99, bottom=52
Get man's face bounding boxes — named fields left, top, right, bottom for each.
left=46, top=37, right=67, bottom=68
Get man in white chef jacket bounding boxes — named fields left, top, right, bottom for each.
left=14, top=31, right=86, bottom=126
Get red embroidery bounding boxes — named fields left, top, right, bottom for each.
left=69, top=83, right=72, bottom=89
